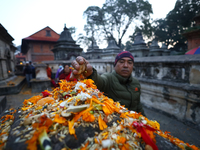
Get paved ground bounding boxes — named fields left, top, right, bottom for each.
left=3, top=83, right=200, bottom=148
left=143, top=106, right=200, bottom=147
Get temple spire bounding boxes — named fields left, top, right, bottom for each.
left=64, top=23, right=67, bottom=30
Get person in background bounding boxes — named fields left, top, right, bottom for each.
left=46, top=64, right=52, bottom=79
left=24, top=61, right=32, bottom=87
left=55, top=64, right=63, bottom=81
left=51, top=66, right=55, bottom=79
left=29, top=61, right=36, bottom=78
left=59, top=64, right=72, bottom=81
left=70, top=51, right=145, bottom=116
left=59, top=64, right=76, bottom=81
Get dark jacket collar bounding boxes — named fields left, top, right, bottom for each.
left=113, top=70, right=132, bottom=84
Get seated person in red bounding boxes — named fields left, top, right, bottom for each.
left=46, top=64, right=52, bottom=79
left=59, top=64, right=74, bottom=81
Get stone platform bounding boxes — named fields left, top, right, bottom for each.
left=0, top=96, right=6, bottom=114
left=31, top=78, right=51, bottom=93
left=0, top=76, right=26, bottom=96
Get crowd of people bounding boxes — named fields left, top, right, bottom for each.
left=23, top=62, right=75, bottom=88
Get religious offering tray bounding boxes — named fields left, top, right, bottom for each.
left=0, top=79, right=199, bottom=150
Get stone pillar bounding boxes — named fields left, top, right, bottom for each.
left=30, top=63, right=51, bottom=93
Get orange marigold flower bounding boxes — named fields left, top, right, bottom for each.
left=82, top=112, right=95, bottom=122
left=98, top=115, right=107, bottom=130
left=68, top=119, right=75, bottom=135
left=83, top=79, right=97, bottom=89
left=54, top=114, right=67, bottom=124
left=116, top=136, right=126, bottom=144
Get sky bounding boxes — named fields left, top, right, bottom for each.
left=0, top=0, right=177, bottom=51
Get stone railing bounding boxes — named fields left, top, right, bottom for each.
left=42, top=55, right=200, bottom=129
left=133, top=55, right=200, bottom=130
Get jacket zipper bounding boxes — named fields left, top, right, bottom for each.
left=126, top=84, right=133, bottom=110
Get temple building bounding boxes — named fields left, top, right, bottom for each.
left=161, top=43, right=170, bottom=56
left=0, top=24, right=16, bottom=81
left=148, top=39, right=163, bottom=56
left=129, top=32, right=149, bottom=57
left=0, top=24, right=25, bottom=96
left=51, top=25, right=83, bottom=60
left=101, top=39, right=121, bottom=59
left=84, top=39, right=102, bottom=59
left=21, top=26, right=60, bottom=62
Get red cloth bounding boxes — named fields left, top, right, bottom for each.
left=46, top=67, right=52, bottom=79
left=59, top=72, right=71, bottom=81
left=59, top=70, right=77, bottom=81
left=132, top=121, right=158, bottom=150
left=51, top=79, right=58, bottom=88
left=51, top=70, right=77, bottom=88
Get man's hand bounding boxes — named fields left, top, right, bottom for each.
left=70, top=56, right=93, bottom=80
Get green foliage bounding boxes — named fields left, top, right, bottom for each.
left=152, top=0, right=200, bottom=50
left=183, top=26, right=200, bottom=34
left=125, top=41, right=132, bottom=50
left=68, top=27, right=76, bottom=35
left=128, top=0, right=200, bottom=51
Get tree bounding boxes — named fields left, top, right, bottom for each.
left=68, top=27, right=76, bottom=35
left=77, top=33, right=92, bottom=51
left=82, top=0, right=152, bottom=48
left=153, top=0, right=200, bottom=50
left=77, top=6, right=104, bottom=50
left=124, top=41, right=132, bottom=50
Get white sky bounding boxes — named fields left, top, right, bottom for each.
left=0, top=0, right=176, bottom=50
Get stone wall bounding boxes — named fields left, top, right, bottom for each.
left=134, top=55, right=200, bottom=129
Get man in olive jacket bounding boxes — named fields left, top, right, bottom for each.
left=71, top=51, right=145, bottom=116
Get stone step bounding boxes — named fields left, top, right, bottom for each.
left=0, top=76, right=26, bottom=96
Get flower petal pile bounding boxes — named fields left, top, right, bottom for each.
left=0, top=79, right=199, bottom=150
